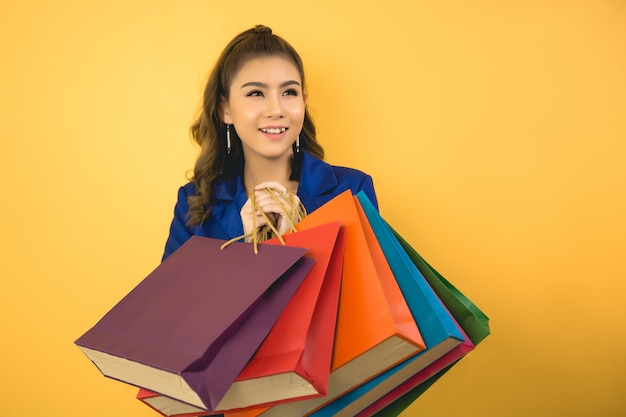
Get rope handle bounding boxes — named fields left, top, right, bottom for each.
left=220, top=187, right=307, bottom=253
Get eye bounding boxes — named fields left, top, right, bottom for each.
left=283, top=88, right=299, bottom=96
left=246, top=90, right=264, bottom=97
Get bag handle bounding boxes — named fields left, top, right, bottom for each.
left=221, top=187, right=307, bottom=253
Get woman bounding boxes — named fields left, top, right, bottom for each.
left=163, top=25, right=378, bottom=260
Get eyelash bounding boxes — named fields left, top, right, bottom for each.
left=246, top=89, right=299, bottom=97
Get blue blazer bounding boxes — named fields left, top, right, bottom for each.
left=162, top=151, right=378, bottom=260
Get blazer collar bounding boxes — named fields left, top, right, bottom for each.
left=297, top=151, right=338, bottom=211
left=211, top=175, right=247, bottom=239
left=212, top=151, right=337, bottom=202
left=209, top=151, right=338, bottom=235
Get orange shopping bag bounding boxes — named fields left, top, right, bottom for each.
left=226, top=190, right=426, bottom=417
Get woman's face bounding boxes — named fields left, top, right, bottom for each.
left=222, top=56, right=306, bottom=162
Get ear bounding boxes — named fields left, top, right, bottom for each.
left=220, top=97, right=233, bottom=124
left=303, top=90, right=308, bottom=105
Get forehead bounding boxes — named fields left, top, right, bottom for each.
left=231, top=56, right=302, bottom=86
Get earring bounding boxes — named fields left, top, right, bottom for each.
left=295, top=135, right=300, bottom=153
left=226, top=124, right=232, bottom=154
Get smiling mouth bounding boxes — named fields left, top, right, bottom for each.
left=259, top=127, right=287, bottom=134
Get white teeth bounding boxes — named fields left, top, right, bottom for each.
left=260, top=128, right=286, bottom=134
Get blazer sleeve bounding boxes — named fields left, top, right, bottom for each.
left=162, top=186, right=194, bottom=261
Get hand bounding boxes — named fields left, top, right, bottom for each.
left=240, top=181, right=302, bottom=238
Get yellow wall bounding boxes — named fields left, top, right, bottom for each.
left=2, top=1, right=625, bottom=416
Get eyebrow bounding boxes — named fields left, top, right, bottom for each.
left=240, top=80, right=301, bottom=89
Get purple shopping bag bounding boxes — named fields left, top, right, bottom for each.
left=75, top=236, right=314, bottom=412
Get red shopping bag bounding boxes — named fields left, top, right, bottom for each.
left=136, top=222, right=346, bottom=415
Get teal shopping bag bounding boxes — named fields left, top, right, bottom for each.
left=357, top=192, right=491, bottom=416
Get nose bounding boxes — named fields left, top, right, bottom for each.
left=265, top=94, right=283, bottom=118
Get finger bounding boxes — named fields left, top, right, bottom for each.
left=239, top=201, right=256, bottom=217
left=256, top=192, right=300, bottom=215
left=254, top=188, right=293, bottom=204
left=254, top=194, right=291, bottom=212
left=252, top=191, right=281, bottom=207
left=253, top=181, right=288, bottom=193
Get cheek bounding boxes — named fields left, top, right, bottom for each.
left=288, top=101, right=306, bottom=120
left=229, top=102, right=260, bottom=123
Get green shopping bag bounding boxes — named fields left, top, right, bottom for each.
left=390, top=225, right=490, bottom=345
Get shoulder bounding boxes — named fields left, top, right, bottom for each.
left=169, top=182, right=196, bottom=203
left=299, top=151, right=378, bottom=211
left=302, top=151, right=372, bottom=183
left=330, top=163, right=372, bottom=183
left=169, top=182, right=197, bottom=213
left=180, top=182, right=197, bottom=196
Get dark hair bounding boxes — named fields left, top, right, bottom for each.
left=186, top=25, right=324, bottom=226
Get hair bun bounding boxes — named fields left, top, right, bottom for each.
left=253, top=25, right=272, bottom=34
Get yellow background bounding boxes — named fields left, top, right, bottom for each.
left=1, top=1, right=625, bottom=416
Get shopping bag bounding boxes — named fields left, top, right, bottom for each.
left=227, top=191, right=427, bottom=417
left=368, top=363, right=456, bottom=417
left=137, top=389, right=202, bottom=417
left=230, top=222, right=345, bottom=408
left=391, top=226, right=491, bottom=345
left=358, top=196, right=492, bottom=417
left=307, top=193, right=470, bottom=417
left=136, top=222, right=346, bottom=415
left=75, top=236, right=315, bottom=412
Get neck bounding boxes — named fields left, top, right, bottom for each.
left=243, top=153, right=297, bottom=193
